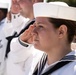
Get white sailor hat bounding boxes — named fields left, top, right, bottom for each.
left=33, top=2, right=76, bottom=21
left=0, top=0, right=9, bottom=9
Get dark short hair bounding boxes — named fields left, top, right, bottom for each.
left=0, top=8, right=8, bottom=18
left=48, top=18, right=76, bottom=43
left=38, top=0, right=43, bottom=2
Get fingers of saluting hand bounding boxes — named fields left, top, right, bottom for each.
left=20, top=25, right=35, bottom=42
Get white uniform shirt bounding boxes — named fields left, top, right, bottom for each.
left=0, top=14, right=29, bottom=75
left=3, top=14, right=29, bottom=37
left=0, top=19, right=8, bottom=75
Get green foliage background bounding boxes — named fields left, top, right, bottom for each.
left=47, top=0, right=76, bottom=7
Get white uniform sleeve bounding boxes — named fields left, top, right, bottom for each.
left=5, top=37, right=35, bottom=75
left=7, top=37, right=33, bottom=62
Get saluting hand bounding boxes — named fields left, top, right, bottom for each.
left=20, top=25, right=35, bottom=44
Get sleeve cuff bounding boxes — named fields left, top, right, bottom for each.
left=18, top=36, right=32, bottom=47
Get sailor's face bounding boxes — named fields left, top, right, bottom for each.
left=11, top=0, right=21, bottom=14
left=32, top=17, right=59, bottom=51
left=17, top=0, right=33, bottom=18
